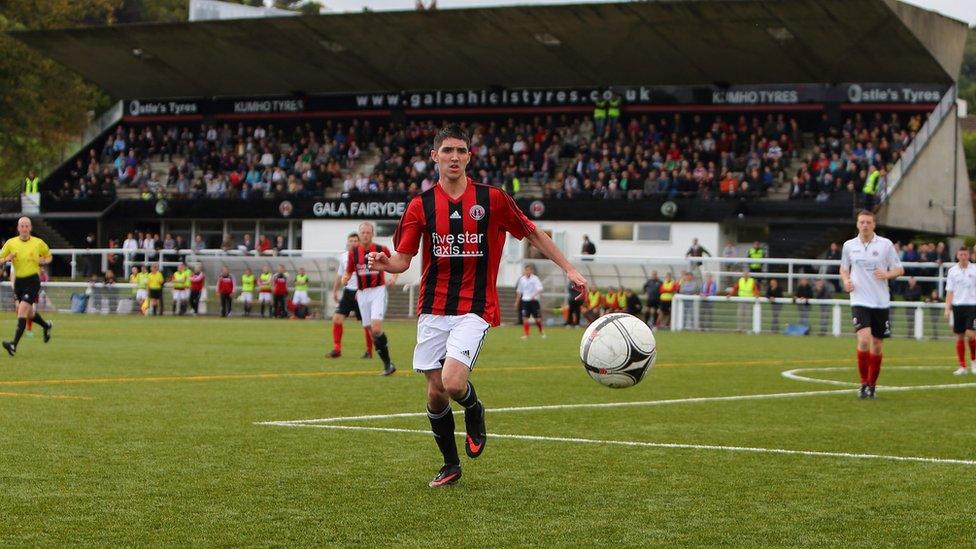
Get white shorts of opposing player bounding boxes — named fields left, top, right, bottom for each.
left=356, top=286, right=387, bottom=326
left=240, top=292, right=252, bottom=303
left=259, top=292, right=272, bottom=303
left=413, top=313, right=490, bottom=372
left=136, top=289, right=148, bottom=302
left=172, top=289, right=189, bottom=301
left=292, top=290, right=310, bottom=305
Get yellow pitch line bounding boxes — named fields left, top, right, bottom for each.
left=0, top=356, right=947, bottom=388
left=0, top=391, right=94, bottom=400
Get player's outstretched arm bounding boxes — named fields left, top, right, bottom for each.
left=525, top=228, right=588, bottom=299
left=368, top=251, right=412, bottom=274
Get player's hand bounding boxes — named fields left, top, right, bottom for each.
left=844, top=279, right=854, bottom=292
left=944, top=307, right=952, bottom=321
left=874, top=269, right=889, bottom=281
left=367, top=252, right=389, bottom=272
left=332, top=290, right=339, bottom=302
left=566, top=269, right=587, bottom=301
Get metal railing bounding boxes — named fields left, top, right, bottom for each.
left=671, top=294, right=948, bottom=340
left=523, top=254, right=953, bottom=297
left=879, top=86, right=957, bottom=202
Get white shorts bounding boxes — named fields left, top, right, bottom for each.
left=136, top=289, right=148, bottom=301
left=240, top=292, right=253, bottom=303
left=293, top=290, right=310, bottom=305
left=259, top=292, right=272, bottom=303
left=413, top=313, right=490, bottom=372
left=172, top=288, right=188, bottom=300
left=356, top=286, right=387, bottom=326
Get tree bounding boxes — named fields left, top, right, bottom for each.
left=0, top=1, right=119, bottom=191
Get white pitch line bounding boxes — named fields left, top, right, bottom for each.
left=259, top=376, right=976, bottom=427
left=255, top=388, right=856, bottom=426
left=782, top=366, right=976, bottom=390
left=258, top=423, right=976, bottom=466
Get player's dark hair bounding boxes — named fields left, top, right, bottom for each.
left=348, top=232, right=358, bottom=238
left=433, top=124, right=470, bottom=150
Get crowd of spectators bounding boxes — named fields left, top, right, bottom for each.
left=51, top=109, right=925, bottom=203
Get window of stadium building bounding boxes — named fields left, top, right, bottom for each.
left=195, top=221, right=224, bottom=249
left=636, top=223, right=671, bottom=242
left=601, top=223, right=634, bottom=241
left=164, top=221, right=191, bottom=247
left=227, top=221, right=257, bottom=249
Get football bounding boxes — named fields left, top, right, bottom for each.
left=579, top=313, right=657, bottom=388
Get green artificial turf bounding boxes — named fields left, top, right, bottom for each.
left=0, top=315, right=973, bottom=546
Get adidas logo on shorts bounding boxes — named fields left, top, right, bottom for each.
left=461, top=349, right=470, bottom=357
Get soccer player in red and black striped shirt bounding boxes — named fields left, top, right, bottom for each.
left=341, top=222, right=398, bottom=374
left=369, top=124, right=587, bottom=488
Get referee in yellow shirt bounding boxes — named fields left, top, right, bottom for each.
left=1, top=217, right=53, bottom=356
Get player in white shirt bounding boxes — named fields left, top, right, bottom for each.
left=515, top=264, right=546, bottom=339
left=943, top=246, right=976, bottom=375
left=328, top=232, right=373, bottom=359
left=840, top=210, right=904, bottom=399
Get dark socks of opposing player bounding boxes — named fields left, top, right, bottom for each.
left=373, top=332, right=391, bottom=366
left=428, top=382, right=481, bottom=465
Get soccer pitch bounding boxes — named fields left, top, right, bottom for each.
left=0, top=315, right=973, bottom=546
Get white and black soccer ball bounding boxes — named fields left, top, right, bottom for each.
left=579, top=313, right=656, bottom=388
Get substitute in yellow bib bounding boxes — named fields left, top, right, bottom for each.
left=1, top=217, right=53, bottom=356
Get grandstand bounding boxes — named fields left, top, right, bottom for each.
left=2, top=0, right=971, bottom=321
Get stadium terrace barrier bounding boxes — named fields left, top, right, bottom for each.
left=879, top=85, right=957, bottom=203
left=671, top=295, right=947, bottom=340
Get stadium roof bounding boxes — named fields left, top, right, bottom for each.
left=9, top=0, right=969, bottom=99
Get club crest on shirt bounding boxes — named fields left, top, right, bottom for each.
left=469, top=204, right=486, bottom=221
left=872, top=250, right=879, bottom=256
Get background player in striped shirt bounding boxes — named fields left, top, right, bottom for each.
left=943, top=246, right=976, bottom=375
left=515, top=264, right=546, bottom=339
left=329, top=232, right=373, bottom=359
left=840, top=210, right=904, bottom=399
left=369, top=124, right=587, bottom=487
left=342, top=222, right=397, bottom=375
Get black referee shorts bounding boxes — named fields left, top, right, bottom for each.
left=952, top=305, right=976, bottom=335
left=851, top=306, right=891, bottom=339
left=13, top=274, right=41, bottom=305
left=335, top=288, right=361, bottom=319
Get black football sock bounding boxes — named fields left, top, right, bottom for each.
left=12, top=318, right=27, bottom=346
left=374, top=332, right=391, bottom=365
left=32, top=314, right=50, bottom=330
left=453, top=381, right=479, bottom=410
left=427, top=404, right=459, bottom=466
